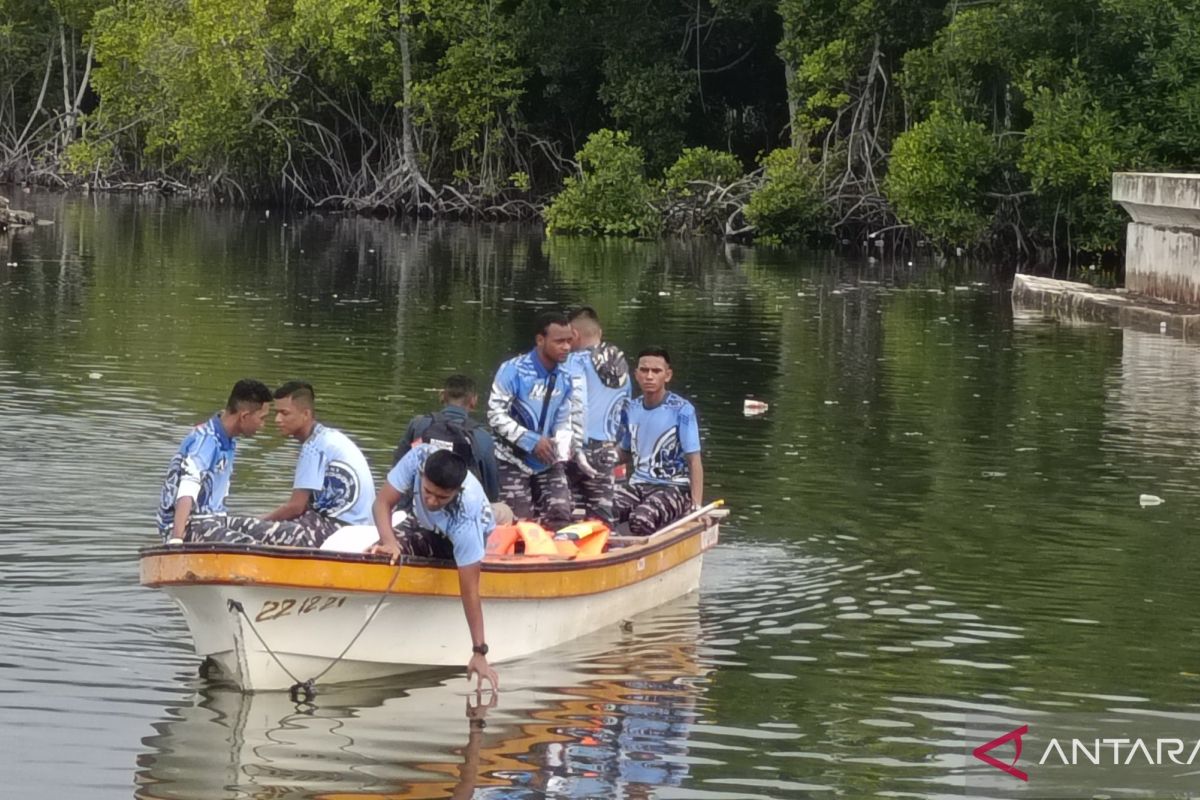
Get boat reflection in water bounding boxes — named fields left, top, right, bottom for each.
left=135, top=595, right=708, bottom=800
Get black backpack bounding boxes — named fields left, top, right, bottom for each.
left=393, top=412, right=482, bottom=482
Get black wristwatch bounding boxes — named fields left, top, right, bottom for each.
left=472, top=642, right=489, bottom=656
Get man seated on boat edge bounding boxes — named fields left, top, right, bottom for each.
left=392, top=373, right=502, bottom=504
left=173, top=381, right=379, bottom=548
left=257, top=380, right=377, bottom=545
left=564, top=305, right=632, bottom=526
left=613, top=347, right=704, bottom=536
left=371, top=444, right=500, bottom=690
left=487, top=311, right=579, bottom=531
left=156, top=379, right=273, bottom=543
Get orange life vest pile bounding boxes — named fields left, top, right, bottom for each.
left=486, top=519, right=610, bottom=559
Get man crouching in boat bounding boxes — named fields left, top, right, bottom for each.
left=156, top=379, right=273, bottom=543
left=370, top=445, right=499, bottom=689
left=614, top=347, right=704, bottom=535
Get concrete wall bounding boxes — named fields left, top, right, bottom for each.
left=1113, top=172, right=1200, bottom=305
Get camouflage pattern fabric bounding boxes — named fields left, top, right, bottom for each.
left=566, top=440, right=619, bottom=524
left=497, top=459, right=573, bottom=530
left=613, top=483, right=692, bottom=536
left=182, top=509, right=341, bottom=548
left=391, top=514, right=455, bottom=560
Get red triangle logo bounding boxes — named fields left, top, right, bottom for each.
left=972, top=724, right=1029, bottom=782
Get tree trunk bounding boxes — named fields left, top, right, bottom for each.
left=783, top=59, right=799, bottom=148
left=397, top=0, right=421, bottom=185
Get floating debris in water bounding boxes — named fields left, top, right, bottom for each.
left=88, top=372, right=102, bottom=380
left=658, top=290, right=671, bottom=296
left=743, top=399, right=768, bottom=416
left=1139, top=494, right=1164, bottom=507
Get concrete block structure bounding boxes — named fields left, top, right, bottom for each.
left=1113, top=173, right=1200, bottom=305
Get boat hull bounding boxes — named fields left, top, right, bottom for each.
left=143, top=511, right=722, bottom=691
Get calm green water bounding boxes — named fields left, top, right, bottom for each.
left=3, top=194, right=1200, bottom=799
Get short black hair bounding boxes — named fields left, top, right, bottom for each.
left=226, top=379, right=273, bottom=412
left=273, top=380, right=315, bottom=410
left=534, top=311, right=572, bottom=337
left=567, top=305, right=600, bottom=324
left=424, top=449, right=469, bottom=490
left=636, top=346, right=672, bottom=367
left=443, top=374, right=476, bottom=401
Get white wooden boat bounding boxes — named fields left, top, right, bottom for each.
left=139, top=503, right=726, bottom=692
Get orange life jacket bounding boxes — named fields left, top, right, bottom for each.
left=486, top=520, right=610, bottom=558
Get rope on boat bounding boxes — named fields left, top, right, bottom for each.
left=226, top=562, right=404, bottom=702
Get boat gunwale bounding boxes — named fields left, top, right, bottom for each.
left=139, top=512, right=722, bottom=590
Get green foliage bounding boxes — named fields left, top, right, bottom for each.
left=1018, top=80, right=1135, bottom=252
left=743, top=147, right=826, bottom=244
left=664, top=147, right=743, bottom=195
left=410, top=0, right=525, bottom=187
left=61, top=136, right=117, bottom=176
left=508, top=171, right=530, bottom=191
left=598, top=60, right=693, bottom=171
left=543, top=129, right=656, bottom=237
left=89, top=0, right=294, bottom=176
left=884, top=107, right=998, bottom=246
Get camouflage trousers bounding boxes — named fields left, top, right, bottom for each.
left=181, top=509, right=341, bottom=549
left=565, top=440, right=619, bottom=525
left=613, top=483, right=692, bottom=536
left=497, top=459, right=573, bottom=531
left=390, top=515, right=455, bottom=561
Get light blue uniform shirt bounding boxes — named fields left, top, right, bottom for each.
left=156, top=414, right=237, bottom=533
left=386, top=444, right=494, bottom=566
left=619, top=392, right=702, bottom=487
left=487, top=348, right=577, bottom=473
left=293, top=422, right=376, bottom=525
left=567, top=344, right=632, bottom=443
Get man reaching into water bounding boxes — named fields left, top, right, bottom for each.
left=371, top=445, right=499, bottom=690
left=614, top=347, right=704, bottom=535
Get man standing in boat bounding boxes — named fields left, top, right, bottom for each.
left=487, top=312, right=579, bottom=530
left=564, top=306, right=631, bottom=525
left=371, top=445, right=499, bottom=690
left=614, top=347, right=704, bottom=535
left=156, top=378, right=274, bottom=543
left=255, top=380, right=377, bottom=546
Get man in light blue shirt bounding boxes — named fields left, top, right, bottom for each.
left=564, top=306, right=631, bottom=524
left=157, top=379, right=274, bottom=542
left=254, top=380, right=377, bottom=546
left=487, top=311, right=579, bottom=530
left=185, top=380, right=378, bottom=548
left=615, top=347, right=704, bottom=536
left=371, top=445, right=498, bottom=690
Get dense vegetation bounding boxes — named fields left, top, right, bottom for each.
left=2, top=0, right=1199, bottom=257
